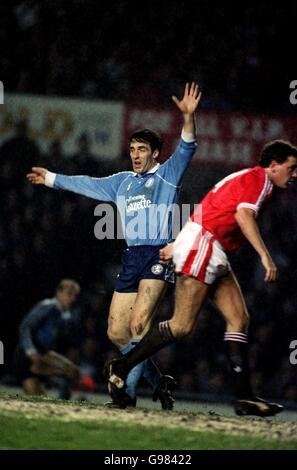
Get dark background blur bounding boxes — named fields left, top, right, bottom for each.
left=0, top=1, right=296, bottom=401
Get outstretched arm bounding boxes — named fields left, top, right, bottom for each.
left=172, top=82, right=202, bottom=137
left=27, top=166, right=123, bottom=202
left=235, top=207, right=278, bottom=282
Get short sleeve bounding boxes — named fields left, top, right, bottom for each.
left=236, top=171, right=273, bottom=215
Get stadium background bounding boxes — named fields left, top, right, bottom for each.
left=0, top=1, right=296, bottom=404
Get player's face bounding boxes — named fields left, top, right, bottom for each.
left=270, top=156, right=297, bottom=188
left=57, top=288, right=79, bottom=310
left=129, top=140, right=158, bottom=174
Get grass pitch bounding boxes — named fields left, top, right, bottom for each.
left=0, top=393, right=296, bottom=450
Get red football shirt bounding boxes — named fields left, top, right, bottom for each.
left=191, top=166, right=273, bottom=252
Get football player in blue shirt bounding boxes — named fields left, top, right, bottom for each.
left=15, top=279, right=81, bottom=398
left=27, top=82, right=201, bottom=408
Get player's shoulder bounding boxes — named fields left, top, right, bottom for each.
left=40, top=298, right=55, bottom=306
left=118, top=170, right=135, bottom=176
left=37, top=298, right=59, bottom=312
left=237, top=165, right=265, bottom=182
left=214, top=167, right=264, bottom=194
left=247, top=165, right=265, bottom=176
left=27, top=298, right=57, bottom=317
left=106, top=170, right=134, bottom=180
left=115, top=170, right=135, bottom=182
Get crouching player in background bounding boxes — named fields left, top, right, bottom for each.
left=14, top=279, right=81, bottom=399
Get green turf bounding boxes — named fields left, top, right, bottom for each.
left=0, top=414, right=296, bottom=450
left=0, top=393, right=296, bottom=450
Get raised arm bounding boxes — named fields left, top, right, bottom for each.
left=235, top=207, right=278, bottom=282
left=172, top=82, right=202, bottom=137
left=159, top=83, right=202, bottom=184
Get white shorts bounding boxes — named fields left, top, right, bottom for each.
left=173, top=220, right=231, bottom=285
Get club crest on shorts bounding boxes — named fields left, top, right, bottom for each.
left=151, top=263, right=164, bottom=275
left=145, top=177, right=154, bottom=188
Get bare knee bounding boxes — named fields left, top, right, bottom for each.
left=108, top=304, right=130, bottom=346
left=107, top=324, right=116, bottom=343
left=107, top=323, right=131, bottom=349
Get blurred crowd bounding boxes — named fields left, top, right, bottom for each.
left=1, top=1, right=296, bottom=113
left=1, top=117, right=297, bottom=403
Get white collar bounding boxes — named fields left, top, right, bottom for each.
left=133, top=163, right=160, bottom=177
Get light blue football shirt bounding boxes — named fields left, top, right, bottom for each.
left=48, top=138, right=196, bottom=246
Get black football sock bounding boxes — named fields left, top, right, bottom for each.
left=224, top=332, right=253, bottom=399
left=114, top=321, right=175, bottom=378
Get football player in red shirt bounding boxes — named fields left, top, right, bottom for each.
left=107, top=139, right=297, bottom=416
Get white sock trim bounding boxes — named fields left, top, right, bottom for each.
left=224, top=332, right=248, bottom=343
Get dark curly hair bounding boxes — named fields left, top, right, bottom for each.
left=259, top=140, right=297, bottom=167
left=129, top=128, right=163, bottom=155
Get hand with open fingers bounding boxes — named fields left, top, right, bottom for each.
left=172, top=82, right=202, bottom=115
left=26, top=167, right=48, bottom=185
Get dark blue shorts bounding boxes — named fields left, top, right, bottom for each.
left=115, top=245, right=175, bottom=293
